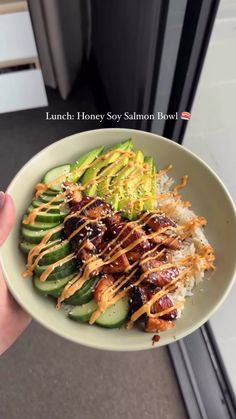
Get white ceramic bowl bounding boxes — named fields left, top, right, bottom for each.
left=1, top=128, right=236, bottom=351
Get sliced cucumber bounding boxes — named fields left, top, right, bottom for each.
left=65, top=276, right=99, bottom=305
left=34, top=259, right=76, bottom=280
left=33, top=274, right=74, bottom=297
left=42, top=147, right=105, bottom=194
left=21, top=226, right=62, bottom=244
left=40, top=194, right=64, bottom=204
left=38, top=241, right=71, bottom=266
left=19, top=241, right=35, bottom=255
left=96, top=297, right=129, bottom=328
left=20, top=240, right=57, bottom=256
left=22, top=219, right=60, bottom=231
left=31, top=199, right=61, bottom=210
left=27, top=206, right=67, bottom=223
left=43, top=164, right=71, bottom=192
left=31, top=199, right=69, bottom=216
left=43, top=188, right=59, bottom=196
left=68, top=297, right=129, bottom=328
left=68, top=300, right=98, bottom=323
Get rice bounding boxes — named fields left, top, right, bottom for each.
left=156, top=173, right=213, bottom=318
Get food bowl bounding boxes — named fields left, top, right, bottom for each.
left=1, top=128, right=236, bottom=351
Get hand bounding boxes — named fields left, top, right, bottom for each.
left=0, top=192, right=31, bottom=355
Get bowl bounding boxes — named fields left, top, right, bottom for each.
left=1, top=128, right=236, bottom=351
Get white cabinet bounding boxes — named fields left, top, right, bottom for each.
left=0, top=11, right=37, bottom=64
left=0, top=2, right=47, bottom=113
left=0, top=69, right=48, bottom=113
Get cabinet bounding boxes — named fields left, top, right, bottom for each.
left=0, top=0, right=48, bottom=113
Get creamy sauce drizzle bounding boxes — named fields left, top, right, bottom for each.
left=40, top=253, right=76, bottom=282
left=22, top=157, right=215, bottom=328
left=35, top=149, right=135, bottom=197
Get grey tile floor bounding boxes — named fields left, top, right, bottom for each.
left=0, top=80, right=187, bottom=419
left=0, top=323, right=187, bottom=419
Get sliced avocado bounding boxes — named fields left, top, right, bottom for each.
left=112, top=149, right=144, bottom=188
left=111, top=164, right=134, bottom=187
left=143, top=156, right=153, bottom=168
left=151, top=163, right=157, bottom=207
left=67, top=145, right=104, bottom=183
left=125, top=198, right=144, bottom=221
left=106, top=194, right=119, bottom=211
left=142, top=156, right=154, bottom=211
left=96, top=155, right=129, bottom=197
left=115, top=150, right=145, bottom=219
left=82, top=139, right=133, bottom=196
left=134, top=150, right=145, bottom=165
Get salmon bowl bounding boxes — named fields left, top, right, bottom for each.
left=1, top=128, right=236, bottom=351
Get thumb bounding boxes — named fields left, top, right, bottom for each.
left=0, top=192, right=16, bottom=246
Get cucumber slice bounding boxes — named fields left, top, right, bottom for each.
left=40, top=194, right=64, bottom=204
left=38, top=241, right=71, bottom=266
left=68, top=300, right=98, bottom=323
left=65, top=276, right=99, bottom=305
left=21, top=226, right=62, bottom=244
left=34, top=259, right=76, bottom=280
left=43, top=164, right=71, bottom=192
left=20, top=240, right=57, bottom=256
left=19, top=241, right=35, bottom=255
left=31, top=199, right=62, bottom=211
left=33, top=274, right=74, bottom=297
left=43, top=189, right=58, bottom=196
left=27, top=206, right=67, bottom=223
left=22, top=219, right=60, bottom=231
left=68, top=297, right=129, bottom=328
left=96, top=297, right=129, bottom=328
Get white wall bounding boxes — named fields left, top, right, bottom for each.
left=183, top=0, right=236, bottom=394
left=184, top=0, right=236, bottom=201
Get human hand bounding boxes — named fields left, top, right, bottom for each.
left=0, top=192, right=31, bottom=355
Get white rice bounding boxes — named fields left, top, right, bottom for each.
left=156, top=174, right=211, bottom=318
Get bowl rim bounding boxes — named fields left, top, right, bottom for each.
left=1, top=128, right=236, bottom=351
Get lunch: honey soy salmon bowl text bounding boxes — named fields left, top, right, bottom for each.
left=20, top=139, right=215, bottom=333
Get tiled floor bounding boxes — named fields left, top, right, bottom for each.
left=184, top=0, right=236, bottom=395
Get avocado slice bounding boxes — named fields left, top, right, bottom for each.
left=142, top=156, right=154, bottom=211
left=115, top=150, right=145, bottom=219
left=82, top=139, right=133, bottom=196
left=112, top=149, right=144, bottom=188
left=106, top=193, right=119, bottom=211
left=67, top=145, right=104, bottom=183
left=151, top=163, right=157, bottom=207
left=96, top=155, right=129, bottom=197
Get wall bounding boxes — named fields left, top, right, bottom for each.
left=184, top=0, right=236, bottom=394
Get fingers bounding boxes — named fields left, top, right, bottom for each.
left=0, top=193, right=16, bottom=246
left=0, top=193, right=30, bottom=355
left=0, top=191, right=6, bottom=209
